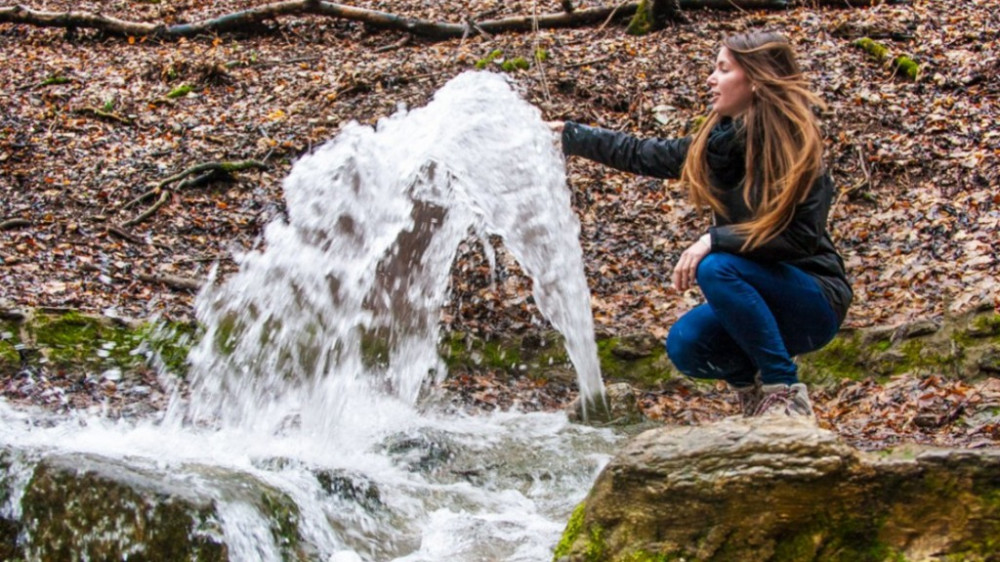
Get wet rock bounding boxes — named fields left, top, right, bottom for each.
left=2, top=450, right=319, bottom=562
left=556, top=417, right=1000, bottom=561
left=567, top=382, right=644, bottom=426
left=610, top=333, right=660, bottom=360
left=379, top=428, right=457, bottom=474
left=20, top=454, right=227, bottom=562
left=314, top=469, right=383, bottom=513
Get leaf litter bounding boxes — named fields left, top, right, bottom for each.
left=1, top=0, right=998, bottom=448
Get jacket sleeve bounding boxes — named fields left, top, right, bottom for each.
left=709, top=174, right=835, bottom=262
left=561, top=121, right=690, bottom=179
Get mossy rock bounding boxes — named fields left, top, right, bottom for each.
left=555, top=419, right=1000, bottom=561
left=17, top=311, right=195, bottom=377
left=0, top=319, right=21, bottom=372
left=0, top=447, right=24, bottom=561
left=21, top=454, right=227, bottom=562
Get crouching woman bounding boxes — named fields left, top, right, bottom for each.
left=555, top=31, right=852, bottom=416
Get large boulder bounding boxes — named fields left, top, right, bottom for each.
left=554, top=417, right=1000, bottom=561
left=1, top=448, right=323, bottom=562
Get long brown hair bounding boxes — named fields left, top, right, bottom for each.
left=681, top=31, right=826, bottom=250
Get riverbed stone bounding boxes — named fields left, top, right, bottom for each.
left=20, top=453, right=228, bottom=562
left=555, top=417, right=1000, bottom=561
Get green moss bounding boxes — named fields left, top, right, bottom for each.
left=970, top=314, right=1000, bottom=338
left=21, top=459, right=226, bottom=561
left=501, top=57, right=531, bottom=72
left=596, top=338, right=674, bottom=387
left=26, top=313, right=190, bottom=374
left=137, top=321, right=197, bottom=376
left=0, top=322, right=20, bottom=371
left=441, top=333, right=525, bottom=372
left=553, top=502, right=586, bottom=560
left=896, top=339, right=956, bottom=374
left=39, top=75, right=71, bottom=87
left=892, top=56, right=920, bottom=80
left=626, top=0, right=655, bottom=36
left=535, top=48, right=549, bottom=62
left=584, top=523, right=607, bottom=561
left=475, top=49, right=503, bottom=70
left=212, top=311, right=241, bottom=356
left=166, top=84, right=194, bottom=99
left=798, top=332, right=869, bottom=383
left=854, top=37, right=889, bottom=61
left=30, top=313, right=108, bottom=367
left=619, top=551, right=674, bottom=562
left=260, top=489, right=304, bottom=557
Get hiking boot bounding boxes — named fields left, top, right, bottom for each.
left=751, top=383, right=814, bottom=417
left=733, top=383, right=763, bottom=417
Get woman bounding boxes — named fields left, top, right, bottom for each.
left=553, top=31, right=852, bottom=417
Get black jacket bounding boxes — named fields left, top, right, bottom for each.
left=562, top=118, right=852, bottom=324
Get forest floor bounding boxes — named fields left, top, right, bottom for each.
left=1, top=0, right=998, bottom=448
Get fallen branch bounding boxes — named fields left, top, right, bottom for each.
left=374, top=35, right=411, bottom=53
left=0, top=218, right=31, bottom=230
left=122, top=159, right=268, bottom=211
left=106, top=225, right=145, bottom=245
left=138, top=273, right=204, bottom=292
left=75, top=106, right=133, bottom=125
left=0, top=0, right=892, bottom=41
left=122, top=190, right=170, bottom=228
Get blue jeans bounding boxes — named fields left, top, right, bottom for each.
left=666, top=252, right=839, bottom=387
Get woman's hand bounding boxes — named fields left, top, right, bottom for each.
left=672, top=234, right=712, bottom=292
left=546, top=121, right=565, bottom=134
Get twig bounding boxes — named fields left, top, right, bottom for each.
left=374, top=35, right=411, bottom=53
left=531, top=0, right=552, bottom=105
left=595, top=0, right=631, bottom=35
left=835, top=144, right=873, bottom=208
left=106, top=225, right=145, bottom=245
left=138, top=273, right=204, bottom=292
left=253, top=55, right=323, bottom=67
left=0, top=218, right=31, bottom=230
left=121, top=160, right=268, bottom=211
left=75, top=107, right=133, bottom=125
left=123, top=190, right=170, bottom=227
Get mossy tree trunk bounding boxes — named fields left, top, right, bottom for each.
left=627, top=0, right=685, bottom=36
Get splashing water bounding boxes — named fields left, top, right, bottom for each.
left=0, top=72, right=620, bottom=561
left=177, top=70, right=605, bottom=434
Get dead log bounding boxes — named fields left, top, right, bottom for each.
left=0, top=0, right=901, bottom=41
left=138, top=273, right=204, bottom=292
left=0, top=218, right=31, bottom=231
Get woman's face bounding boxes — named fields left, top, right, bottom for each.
left=708, top=47, right=754, bottom=117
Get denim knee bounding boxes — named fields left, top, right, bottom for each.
left=695, top=252, right=741, bottom=289
left=665, top=323, right=695, bottom=377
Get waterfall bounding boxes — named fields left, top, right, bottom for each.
left=0, top=71, right=618, bottom=562
left=178, top=70, right=605, bottom=434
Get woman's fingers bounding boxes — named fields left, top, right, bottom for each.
left=672, top=237, right=711, bottom=292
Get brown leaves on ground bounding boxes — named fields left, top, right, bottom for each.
left=1, top=1, right=999, bottom=448
left=1, top=0, right=997, bottom=334
left=638, top=374, right=1000, bottom=450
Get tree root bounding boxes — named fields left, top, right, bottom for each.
left=120, top=160, right=268, bottom=230
left=0, top=0, right=895, bottom=42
